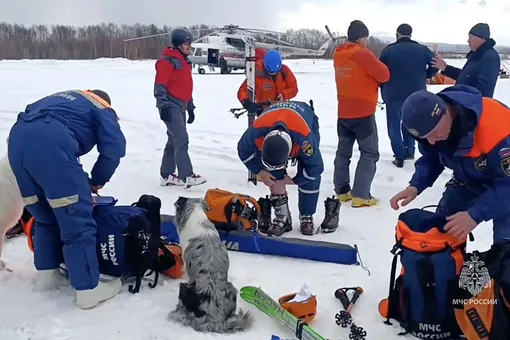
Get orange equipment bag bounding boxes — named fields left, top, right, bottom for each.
left=204, top=188, right=261, bottom=231
left=278, top=292, right=317, bottom=324
left=378, top=207, right=468, bottom=339
left=452, top=244, right=510, bottom=340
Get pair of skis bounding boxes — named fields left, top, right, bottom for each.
left=240, top=286, right=367, bottom=340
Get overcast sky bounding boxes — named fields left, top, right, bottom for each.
left=0, top=0, right=509, bottom=45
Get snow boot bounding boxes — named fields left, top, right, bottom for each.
left=76, top=278, right=123, bottom=310
left=266, top=193, right=292, bottom=236
left=299, top=215, right=315, bottom=235
left=183, top=174, right=207, bottom=188
left=257, top=195, right=272, bottom=233
left=320, top=196, right=341, bottom=233
left=34, top=269, right=69, bottom=292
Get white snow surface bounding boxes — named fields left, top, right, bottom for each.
left=0, top=58, right=508, bottom=340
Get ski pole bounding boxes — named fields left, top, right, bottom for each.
left=334, top=287, right=367, bottom=340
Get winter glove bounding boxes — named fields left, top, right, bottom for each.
left=242, top=100, right=263, bottom=114
left=159, top=107, right=171, bottom=122
left=187, top=109, right=195, bottom=124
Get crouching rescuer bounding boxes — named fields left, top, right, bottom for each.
left=237, top=101, right=339, bottom=235
left=7, top=89, right=126, bottom=309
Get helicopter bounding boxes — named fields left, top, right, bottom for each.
left=188, top=25, right=333, bottom=74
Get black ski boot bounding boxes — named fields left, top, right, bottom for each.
left=299, top=215, right=315, bottom=235
left=266, top=193, right=292, bottom=236
left=257, top=195, right=272, bottom=234
left=320, top=196, right=341, bottom=233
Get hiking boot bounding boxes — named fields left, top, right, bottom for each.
left=320, top=196, right=341, bottom=233
left=257, top=195, right=272, bottom=233
left=299, top=215, right=315, bottom=235
left=34, top=269, right=69, bottom=292
left=352, top=195, right=378, bottom=208
left=405, top=154, right=414, bottom=160
left=183, top=174, right=207, bottom=188
left=76, top=278, right=123, bottom=310
left=160, top=173, right=184, bottom=186
left=266, top=194, right=292, bottom=236
left=392, top=158, right=404, bottom=168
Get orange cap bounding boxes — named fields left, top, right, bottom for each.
left=278, top=292, right=317, bottom=323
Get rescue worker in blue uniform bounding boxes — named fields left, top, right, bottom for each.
left=390, top=85, right=510, bottom=244
left=238, top=100, right=339, bottom=236
left=7, top=90, right=126, bottom=309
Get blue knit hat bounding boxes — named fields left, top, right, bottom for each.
left=401, top=90, right=447, bottom=138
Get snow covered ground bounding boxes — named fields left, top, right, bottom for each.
left=0, top=58, right=508, bottom=340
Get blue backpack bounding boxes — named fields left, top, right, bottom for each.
left=93, top=195, right=178, bottom=293
left=378, top=208, right=469, bottom=339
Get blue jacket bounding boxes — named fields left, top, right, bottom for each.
left=442, top=39, right=500, bottom=98
left=18, top=90, right=126, bottom=186
left=237, top=101, right=323, bottom=186
left=409, top=85, right=510, bottom=223
left=379, top=37, right=438, bottom=102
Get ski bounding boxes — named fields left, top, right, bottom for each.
left=240, top=286, right=328, bottom=340
left=244, top=37, right=257, bottom=185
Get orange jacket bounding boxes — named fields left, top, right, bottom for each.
left=237, top=61, right=298, bottom=107
left=333, top=42, right=390, bottom=119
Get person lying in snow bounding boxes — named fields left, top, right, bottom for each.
left=237, top=100, right=340, bottom=236
left=7, top=89, right=126, bottom=309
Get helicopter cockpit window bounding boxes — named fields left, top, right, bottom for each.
left=225, top=37, right=245, bottom=50
left=194, top=48, right=202, bottom=56
left=190, top=47, right=195, bottom=55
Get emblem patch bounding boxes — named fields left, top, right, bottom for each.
left=499, top=148, right=510, bottom=176
left=408, top=128, right=419, bottom=137
left=474, top=156, right=487, bottom=171
left=301, top=140, right=313, bottom=157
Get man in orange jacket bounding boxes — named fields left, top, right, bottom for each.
left=237, top=49, right=298, bottom=115
left=332, top=20, right=390, bottom=208
left=390, top=85, right=510, bottom=245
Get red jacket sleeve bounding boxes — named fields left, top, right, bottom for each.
left=355, top=49, right=390, bottom=83
left=280, top=65, right=298, bottom=100
left=237, top=79, right=249, bottom=103
left=154, top=59, right=174, bottom=109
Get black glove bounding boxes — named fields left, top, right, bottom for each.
left=187, top=109, right=195, bottom=124
left=159, top=107, right=171, bottom=121
left=242, top=100, right=262, bottom=114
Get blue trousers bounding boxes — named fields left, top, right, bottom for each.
left=435, top=179, right=510, bottom=244
left=269, top=114, right=321, bottom=216
left=385, top=100, right=415, bottom=161
left=8, top=118, right=99, bottom=290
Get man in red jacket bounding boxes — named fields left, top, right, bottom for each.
left=154, top=28, right=206, bottom=188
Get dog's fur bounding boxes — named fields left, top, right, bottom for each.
left=168, top=196, right=253, bottom=333
left=0, top=154, right=25, bottom=270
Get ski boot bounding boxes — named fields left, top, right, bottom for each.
left=299, top=215, right=315, bottom=235
left=266, top=193, right=292, bottom=236
left=320, top=196, right=341, bottom=233
left=257, top=195, right=272, bottom=234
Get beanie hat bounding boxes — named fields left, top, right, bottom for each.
left=397, top=24, right=412, bottom=36
left=90, top=89, right=111, bottom=105
left=469, top=23, right=490, bottom=40
left=347, top=20, right=369, bottom=42
left=401, top=90, right=447, bottom=138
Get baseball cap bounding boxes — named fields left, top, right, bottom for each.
left=401, top=90, right=447, bottom=138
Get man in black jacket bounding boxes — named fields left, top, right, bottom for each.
left=379, top=24, right=438, bottom=167
left=432, top=23, right=500, bottom=98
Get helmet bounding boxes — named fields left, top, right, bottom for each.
left=261, top=130, right=292, bottom=171
left=263, top=50, right=283, bottom=74
left=171, top=29, right=193, bottom=48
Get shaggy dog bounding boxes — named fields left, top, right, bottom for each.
left=0, top=154, right=25, bottom=270
left=168, top=196, right=253, bottom=333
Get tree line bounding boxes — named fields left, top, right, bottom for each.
left=0, top=22, right=390, bottom=60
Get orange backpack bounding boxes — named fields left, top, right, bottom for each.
left=204, top=188, right=261, bottom=231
